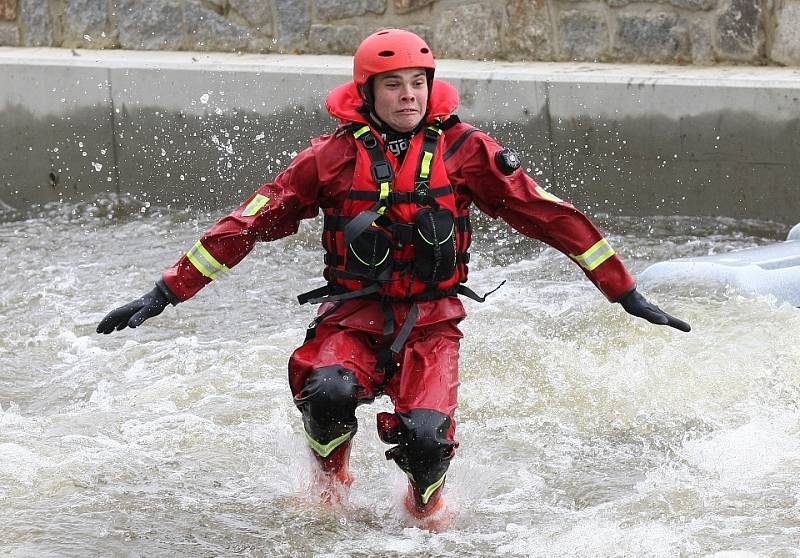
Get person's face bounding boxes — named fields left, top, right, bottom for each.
left=372, top=67, right=428, bottom=133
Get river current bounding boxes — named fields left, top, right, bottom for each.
left=1, top=197, right=798, bottom=557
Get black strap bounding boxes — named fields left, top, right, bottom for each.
left=298, top=284, right=333, bottom=305
left=443, top=127, right=479, bottom=161
left=376, top=301, right=396, bottom=376
left=414, top=127, right=441, bottom=200
left=298, top=282, right=383, bottom=305
left=390, top=303, right=419, bottom=354
left=439, top=115, right=461, bottom=130
left=358, top=130, right=394, bottom=194
left=303, top=300, right=344, bottom=343
left=310, top=283, right=381, bottom=304
left=457, top=281, right=505, bottom=303
left=347, top=186, right=452, bottom=204
left=343, top=209, right=381, bottom=247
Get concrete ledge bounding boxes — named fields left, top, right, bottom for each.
left=2, top=47, right=799, bottom=223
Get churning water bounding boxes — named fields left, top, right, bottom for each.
left=1, top=197, right=798, bottom=557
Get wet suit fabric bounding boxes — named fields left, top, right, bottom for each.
left=289, top=298, right=464, bottom=425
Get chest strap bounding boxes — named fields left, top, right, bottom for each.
left=344, top=124, right=447, bottom=250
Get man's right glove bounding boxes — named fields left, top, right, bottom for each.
left=96, top=281, right=176, bottom=334
left=616, top=287, right=691, bottom=332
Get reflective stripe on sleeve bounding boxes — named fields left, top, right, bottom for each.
left=186, top=240, right=229, bottom=280
left=571, top=238, right=615, bottom=271
left=241, top=193, right=270, bottom=217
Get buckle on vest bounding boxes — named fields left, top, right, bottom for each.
left=371, top=161, right=393, bottom=183
left=393, top=223, right=414, bottom=244
left=362, top=133, right=378, bottom=149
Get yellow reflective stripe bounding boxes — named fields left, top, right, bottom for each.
left=241, top=193, right=270, bottom=217
left=353, top=125, right=370, bottom=139
left=427, top=125, right=442, bottom=135
left=535, top=185, right=563, bottom=203
left=572, top=238, right=615, bottom=271
left=418, top=224, right=454, bottom=246
left=379, top=181, right=390, bottom=200
left=353, top=246, right=390, bottom=268
left=420, top=474, right=446, bottom=505
left=303, top=428, right=352, bottom=459
left=420, top=151, right=433, bottom=178
left=186, top=241, right=229, bottom=280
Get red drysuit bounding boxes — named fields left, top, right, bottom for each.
left=160, top=78, right=635, bottom=498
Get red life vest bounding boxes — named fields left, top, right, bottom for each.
left=291, top=80, right=475, bottom=304
left=320, top=121, right=472, bottom=301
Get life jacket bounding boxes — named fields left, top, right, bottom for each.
left=319, top=120, right=471, bottom=301
left=299, top=80, right=482, bottom=305
left=298, top=80, right=498, bottom=376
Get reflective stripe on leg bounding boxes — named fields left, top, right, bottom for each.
left=304, top=428, right=352, bottom=459
left=419, top=474, right=446, bottom=505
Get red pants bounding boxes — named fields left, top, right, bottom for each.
left=289, top=297, right=466, bottom=451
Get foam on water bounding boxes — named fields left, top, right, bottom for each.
left=1, top=200, right=798, bottom=556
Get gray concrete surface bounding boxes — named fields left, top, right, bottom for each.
left=1, top=47, right=799, bottom=223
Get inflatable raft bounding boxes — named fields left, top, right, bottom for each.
left=639, top=224, right=800, bottom=306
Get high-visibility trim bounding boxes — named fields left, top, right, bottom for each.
left=186, top=241, right=229, bottom=280
left=535, top=185, right=563, bottom=203
left=353, top=125, right=370, bottom=139
left=571, top=238, right=615, bottom=271
left=420, top=151, right=433, bottom=179
left=418, top=224, right=454, bottom=246
left=303, top=428, right=352, bottom=459
left=420, top=474, right=446, bottom=505
left=379, top=182, right=390, bottom=201
left=353, top=247, right=390, bottom=268
left=241, top=193, right=270, bottom=217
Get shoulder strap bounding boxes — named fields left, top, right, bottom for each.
left=352, top=125, right=393, bottom=209
left=413, top=124, right=444, bottom=208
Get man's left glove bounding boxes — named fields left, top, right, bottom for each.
left=616, top=288, right=691, bottom=332
left=96, top=281, right=177, bottom=334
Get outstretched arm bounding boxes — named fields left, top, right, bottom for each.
left=445, top=125, right=690, bottom=332
left=96, top=143, right=326, bottom=333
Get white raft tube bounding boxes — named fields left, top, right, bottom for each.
left=639, top=223, right=800, bottom=306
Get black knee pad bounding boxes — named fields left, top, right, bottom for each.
left=380, top=409, right=456, bottom=493
left=295, top=365, right=364, bottom=444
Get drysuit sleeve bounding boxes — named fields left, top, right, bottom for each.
left=161, top=143, right=325, bottom=302
left=445, top=126, right=635, bottom=301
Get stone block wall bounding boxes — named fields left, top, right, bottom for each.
left=1, top=0, right=799, bottom=65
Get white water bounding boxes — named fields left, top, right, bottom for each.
left=1, top=199, right=798, bottom=557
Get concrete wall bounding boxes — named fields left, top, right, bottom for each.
left=2, top=0, right=800, bottom=66
left=1, top=48, right=799, bottom=223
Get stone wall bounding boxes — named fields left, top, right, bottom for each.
left=0, top=0, right=799, bottom=66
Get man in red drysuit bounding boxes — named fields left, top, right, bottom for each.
left=98, top=29, right=690, bottom=526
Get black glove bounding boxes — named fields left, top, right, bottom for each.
left=616, top=288, right=691, bottom=332
left=96, top=281, right=176, bottom=334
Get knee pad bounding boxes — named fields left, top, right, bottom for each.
left=378, top=409, right=456, bottom=501
left=294, top=365, right=364, bottom=457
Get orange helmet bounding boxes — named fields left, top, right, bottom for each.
left=353, top=29, right=435, bottom=86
